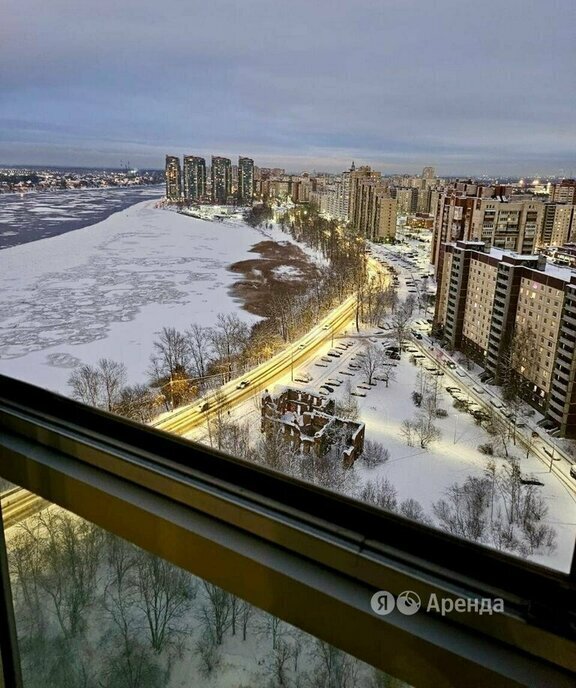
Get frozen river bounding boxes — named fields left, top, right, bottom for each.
left=0, top=185, right=163, bottom=249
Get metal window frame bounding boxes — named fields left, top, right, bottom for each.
left=0, top=375, right=575, bottom=688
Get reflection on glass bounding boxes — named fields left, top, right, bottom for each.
left=5, top=497, right=408, bottom=688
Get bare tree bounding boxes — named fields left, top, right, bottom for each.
left=308, top=639, right=360, bottom=688
left=359, top=478, right=397, bottom=511
left=357, top=342, right=384, bottom=385
left=379, top=365, right=396, bottom=388
left=115, top=384, right=159, bottom=423
left=391, top=303, right=412, bottom=349
left=334, top=378, right=359, bottom=420
left=238, top=599, right=255, bottom=642
left=134, top=550, right=195, bottom=653
left=412, top=413, right=441, bottom=449
left=150, top=326, right=190, bottom=381
left=186, top=323, right=212, bottom=379
left=102, top=536, right=165, bottom=688
left=398, top=498, right=431, bottom=525
left=68, top=364, right=101, bottom=407
left=98, top=358, right=128, bottom=412
left=209, top=313, right=250, bottom=381
left=360, top=440, right=390, bottom=468
left=432, top=476, right=491, bottom=542
left=29, top=510, right=102, bottom=638
left=197, top=581, right=232, bottom=646
left=400, top=419, right=416, bottom=447
left=483, top=408, right=511, bottom=458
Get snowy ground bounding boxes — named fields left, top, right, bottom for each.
left=0, top=200, right=321, bottom=394
left=189, top=324, right=576, bottom=572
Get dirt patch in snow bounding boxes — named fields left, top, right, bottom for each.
left=229, top=240, right=322, bottom=316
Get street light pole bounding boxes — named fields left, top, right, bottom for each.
left=291, top=349, right=294, bottom=382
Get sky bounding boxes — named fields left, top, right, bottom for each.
left=1, top=0, right=575, bottom=176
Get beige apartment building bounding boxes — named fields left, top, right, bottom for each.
left=432, top=194, right=561, bottom=274
left=348, top=166, right=397, bottom=241
left=435, top=240, right=576, bottom=436
left=550, top=179, right=576, bottom=205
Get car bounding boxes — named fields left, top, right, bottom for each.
left=198, top=402, right=210, bottom=413
left=327, top=351, right=341, bottom=358
left=389, top=352, right=401, bottom=360
left=473, top=409, right=490, bottom=421
left=236, top=379, right=251, bottom=389
left=446, top=386, right=460, bottom=393
left=520, top=476, right=545, bottom=487
left=412, top=332, right=423, bottom=339
left=570, top=465, right=576, bottom=480
left=320, top=385, right=334, bottom=393
left=321, top=357, right=332, bottom=363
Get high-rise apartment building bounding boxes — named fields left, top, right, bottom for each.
left=211, top=156, right=232, bottom=204
left=434, top=240, right=576, bottom=436
left=165, top=155, right=182, bottom=200
left=541, top=203, right=575, bottom=246
left=183, top=155, right=206, bottom=202
left=432, top=194, right=546, bottom=273
left=348, top=167, right=396, bottom=241
left=422, top=166, right=436, bottom=180
left=237, top=157, right=254, bottom=204
left=550, top=179, right=576, bottom=205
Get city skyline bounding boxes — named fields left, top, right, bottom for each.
left=1, top=0, right=575, bottom=175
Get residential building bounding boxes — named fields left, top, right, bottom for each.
left=183, top=155, right=206, bottom=202
left=211, top=156, right=232, bottom=204
left=432, top=194, right=546, bottom=273
left=550, top=179, right=576, bottom=205
left=422, top=166, right=436, bottom=180
left=165, top=155, right=182, bottom=200
left=434, top=240, right=576, bottom=436
left=541, top=203, right=575, bottom=246
left=348, top=166, right=396, bottom=241
left=237, top=157, right=254, bottom=204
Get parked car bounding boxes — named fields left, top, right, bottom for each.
left=320, top=385, right=334, bottom=393
left=520, top=476, right=545, bottom=487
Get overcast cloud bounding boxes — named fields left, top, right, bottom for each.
left=1, top=0, right=575, bottom=174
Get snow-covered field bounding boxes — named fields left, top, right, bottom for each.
left=0, top=200, right=316, bottom=394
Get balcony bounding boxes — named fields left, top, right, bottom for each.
left=0, top=375, right=575, bottom=688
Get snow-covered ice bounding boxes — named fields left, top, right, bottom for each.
left=0, top=200, right=315, bottom=393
